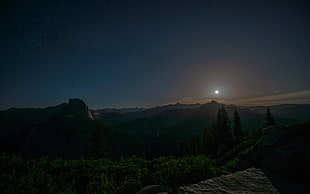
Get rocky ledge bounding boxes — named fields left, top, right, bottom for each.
left=178, top=167, right=278, bottom=194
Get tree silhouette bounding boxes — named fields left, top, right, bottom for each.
left=214, top=105, right=231, bottom=143
left=233, top=110, right=244, bottom=138
left=265, top=108, right=276, bottom=127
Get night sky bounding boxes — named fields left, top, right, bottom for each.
left=1, top=0, right=309, bottom=109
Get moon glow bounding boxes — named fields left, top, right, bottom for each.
left=215, top=90, right=219, bottom=94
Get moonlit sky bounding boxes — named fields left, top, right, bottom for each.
left=1, top=0, right=309, bottom=109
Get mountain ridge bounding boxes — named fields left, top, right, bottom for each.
left=1, top=98, right=309, bottom=158
left=2, top=98, right=309, bottom=129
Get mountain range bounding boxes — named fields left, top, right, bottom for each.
left=0, top=98, right=309, bottom=159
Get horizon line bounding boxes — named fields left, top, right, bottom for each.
left=1, top=90, right=309, bottom=110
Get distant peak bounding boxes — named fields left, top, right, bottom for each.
left=68, top=98, right=86, bottom=105
left=210, top=100, right=219, bottom=104
left=199, top=100, right=221, bottom=109
left=65, top=98, right=93, bottom=119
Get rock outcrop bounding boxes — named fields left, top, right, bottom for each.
left=136, top=185, right=171, bottom=194
left=179, top=167, right=278, bottom=193
left=237, top=123, right=310, bottom=179
left=65, top=98, right=93, bottom=119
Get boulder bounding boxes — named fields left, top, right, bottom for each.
left=178, top=167, right=278, bottom=193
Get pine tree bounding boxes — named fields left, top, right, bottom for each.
left=214, top=105, right=231, bottom=143
left=233, top=110, right=244, bottom=138
left=265, top=108, right=276, bottom=127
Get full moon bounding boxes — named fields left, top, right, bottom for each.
left=215, top=90, right=219, bottom=94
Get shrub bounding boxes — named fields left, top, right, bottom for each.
left=0, top=154, right=226, bottom=194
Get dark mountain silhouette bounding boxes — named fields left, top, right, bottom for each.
left=91, top=102, right=201, bottom=122
left=65, top=98, right=94, bottom=119
left=0, top=99, right=309, bottom=159
left=0, top=99, right=95, bottom=158
left=249, top=104, right=310, bottom=122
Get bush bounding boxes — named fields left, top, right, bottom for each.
left=0, top=154, right=225, bottom=194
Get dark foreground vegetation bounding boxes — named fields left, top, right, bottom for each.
left=0, top=154, right=239, bottom=194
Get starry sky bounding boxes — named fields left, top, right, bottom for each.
left=1, top=0, right=309, bottom=109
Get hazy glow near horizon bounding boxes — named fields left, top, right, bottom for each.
left=215, top=90, right=219, bottom=95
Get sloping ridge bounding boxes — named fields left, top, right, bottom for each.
left=179, top=168, right=278, bottom=193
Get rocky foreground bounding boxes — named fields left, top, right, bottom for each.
left=178, top=168, right=278, bottom=193
left=138, top=123, right=310, bottom=194
left=179, top=123, right=310, bottom=194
